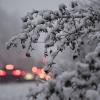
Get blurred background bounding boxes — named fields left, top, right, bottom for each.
left=0, top=0, right=73, bottom=71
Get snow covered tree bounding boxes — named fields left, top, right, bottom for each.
left=26, top=43, right=100, bottom=100
left=6, top=1, right=100, bottom=73
left=6, top=1, right=100, bottom=100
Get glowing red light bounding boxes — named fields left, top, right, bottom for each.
left=5, top=64, right=14, bottom=70
left=32, top=66, right=52, bottom=81
left=32, top=67, right=38, bottom=74
left=12, top=70, right=21, bottom=76
left=37, top=68, right=42, bottom=74
left=0, top=70, right=7, bottom=76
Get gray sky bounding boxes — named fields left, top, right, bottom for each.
left=1, top=0, right=69, bottom=16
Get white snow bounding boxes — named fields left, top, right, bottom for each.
left=0, top=82, right=37, bottom=100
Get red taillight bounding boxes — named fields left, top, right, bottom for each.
left=12, top=70, right=22, bottom=76
left=32, top=67, right=51, bottom=80
left=32, top=67, right=38, bottom=74
left=32, top=67, right=42, bottom=75
left=5, top=64, right=14, bottom=70
left=0, top=70, right=7, bottom=76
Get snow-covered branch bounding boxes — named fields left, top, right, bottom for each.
left=27, top=43, right=100, bottom=100
left=6, top=1, right=100, bottom=72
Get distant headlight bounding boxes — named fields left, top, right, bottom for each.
left=24, top=73, right=34, bottom=80
left=5, top=64, right=14, bottom=70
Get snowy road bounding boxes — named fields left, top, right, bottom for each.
left=0, top=82, right=37, bottom=100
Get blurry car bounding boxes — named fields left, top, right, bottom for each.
left=0, top=64, right=34, bottom=82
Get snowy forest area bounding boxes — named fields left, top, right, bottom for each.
left=6, top=0, right=100, bottom=100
